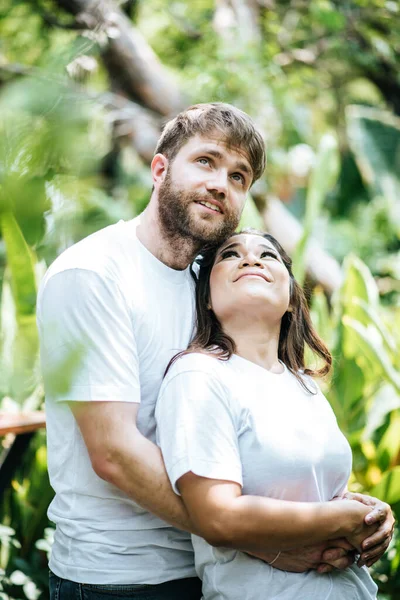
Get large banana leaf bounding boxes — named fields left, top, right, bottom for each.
left=293, top=134, right=339, bottom=285
left=342, top=316, right=400, bottom=393
left=376, top=412, right=400, bottom=473
left=341, top=254, right=379, bottom=315
left=0, top=211, right=39, bottom=404
left=370, top=466, right=400, bottom=508
left=346, top=105, right=400, bottom=203
left=0, top=211, right=37, bottom=319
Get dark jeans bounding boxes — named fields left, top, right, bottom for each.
left=49, top=571, right=202, bottom=600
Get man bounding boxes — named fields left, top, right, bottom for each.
left=37, top=103, right=392, bottom=600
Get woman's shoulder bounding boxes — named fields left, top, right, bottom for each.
left=166, top=350, right=228, bottom=378
left=164, top=350, right=228, bottom=390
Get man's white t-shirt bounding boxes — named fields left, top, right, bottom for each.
left=156, top=352, right=378, bottom=600
left=36, top=217, right=197, bottom=584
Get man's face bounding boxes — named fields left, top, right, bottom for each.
left=157, top=134, right=253, bottom=246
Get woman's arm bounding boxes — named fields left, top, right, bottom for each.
left=156, top=361, right=382, bottom=563
left=178, top=472, right=378, bottom=554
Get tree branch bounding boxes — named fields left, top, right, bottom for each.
left=0, top=62, right=161, bottom=164
left=54, top=0, right=185, bottom=116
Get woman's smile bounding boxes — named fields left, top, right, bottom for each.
left=234, top=271, right=272, bottom=283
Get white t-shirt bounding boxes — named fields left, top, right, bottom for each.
left=36, top=217, right=197, bottom=584
left=156, top=352, right=378, bottom=600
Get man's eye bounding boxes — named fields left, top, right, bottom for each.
left=231, top=173, right=244, bottom=184
left=198, top=158, right=209, bottom=165
left=221, top=250, right=239, bottom=259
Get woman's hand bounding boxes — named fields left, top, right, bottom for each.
left=249, top=539, right=356, bottom=573
left=343, top=492, right=395, bottom=567
left=342, top=500, right=380, bottom=553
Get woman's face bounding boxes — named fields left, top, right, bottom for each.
left=209, top=233, right=291, bottom=324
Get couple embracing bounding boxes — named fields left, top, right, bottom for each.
left=38, top=103, right=393, bottom=600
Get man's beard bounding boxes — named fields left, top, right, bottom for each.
left=158, top=171, right=241, bottom=247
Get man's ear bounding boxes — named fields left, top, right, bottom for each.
left=151, top=153, right=169, bottom=187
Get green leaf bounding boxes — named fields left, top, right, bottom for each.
left=376, top=412, right=400, bottom=472
left=341, top=254, right=379, bottom=313
left=346, top=105, right=400, bottom=203
left=310, top=286, right=333, bottom=347
left=0, top=211, right=37, bottom=318
left=342, top=316, right=400, bottom=393
left=352, top=298, right=398, bottom=356
left=331, top=358, right=366, bottom=419
left=364, top=384, right=400, bottom=442
left=0, top=278, right=17, bottom=395
left=293, top=134, right=339, bottom=284
left=239, top=194, right=264, bottom=230
left=370, top=466, right=400, bottom=505
left=44, top=344, right=86, bottom=397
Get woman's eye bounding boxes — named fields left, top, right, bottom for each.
left=198, top=158, right=209, bottom=165
left=221, top=250, right=239, bottom=259
left=261, top=251, right=278, bottom=259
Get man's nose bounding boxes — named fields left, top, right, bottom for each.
left=205, top=170, right=228, bottom=197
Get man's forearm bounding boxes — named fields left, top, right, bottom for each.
left=71, top=401, right=195, bottom=533
left=97, top=432, right=195, bottom=533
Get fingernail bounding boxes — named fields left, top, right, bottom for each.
left=319, top=567, right=328, bottom=574
left=325, top=552, right=334, bottom=560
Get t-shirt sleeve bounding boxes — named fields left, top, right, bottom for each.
left=155, top=357, right=242, bottom=494
left=37, top=268, right=141, bottom=403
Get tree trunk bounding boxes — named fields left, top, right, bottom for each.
left=56, top=0, right=185, bottom=116
left=53, top=0, right=342, bottom=295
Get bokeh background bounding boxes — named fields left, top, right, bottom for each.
left=0, top=1, right=400, bottom=598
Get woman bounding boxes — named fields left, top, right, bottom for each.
left=156, top=229, right=386, bottom=599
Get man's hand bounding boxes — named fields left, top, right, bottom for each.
left=343, top=492, right=395, bottom=567
left=250, top=539, right=356, bottom=573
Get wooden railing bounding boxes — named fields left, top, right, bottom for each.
left=0, top=411, right=46, bottom=494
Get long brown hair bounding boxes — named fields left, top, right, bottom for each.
left=167, top=229, right=332, bottom=392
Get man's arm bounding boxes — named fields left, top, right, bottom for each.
left=71, top=401, right=392, bottom=573
left=70, top=400, right=195, bottom=532
left=38, top=268, right=194, bottom=533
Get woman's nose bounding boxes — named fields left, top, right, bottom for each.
left=240, top=254, right=263, bottom=268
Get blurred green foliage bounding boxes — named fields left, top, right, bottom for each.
left=0, top=0, right=400, bottom=598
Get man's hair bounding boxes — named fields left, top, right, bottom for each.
left=155, top=103, right=266, bottom=184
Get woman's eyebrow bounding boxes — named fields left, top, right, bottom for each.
left=258, top=244, right=278, bottom=255
left=217, top=241, right=241, bottom=255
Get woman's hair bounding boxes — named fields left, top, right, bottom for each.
left=166, top=229, right=332, bottom=392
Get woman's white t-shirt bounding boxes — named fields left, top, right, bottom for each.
left=156, top=352, right=378, bottom=600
